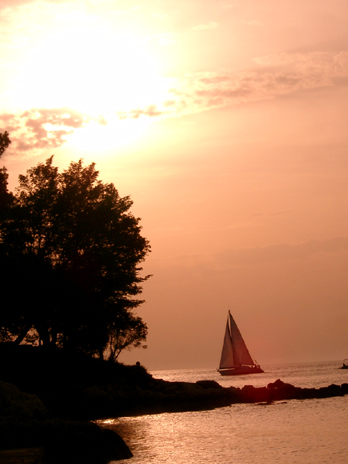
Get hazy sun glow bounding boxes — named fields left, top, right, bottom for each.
left=11, top=19, right=169, bottom=126
left=68, top=116, right=154, bottom=153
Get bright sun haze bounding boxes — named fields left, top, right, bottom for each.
left=13, top=11, right=167, bottom=109
left=7, top=9, right=171, bottom=151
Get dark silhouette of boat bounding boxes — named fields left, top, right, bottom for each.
left=218, top=311, right=264, bottom=376
left=340, top=359, right=348, bottom=369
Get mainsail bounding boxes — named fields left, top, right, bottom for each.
left=219, top=311, right=255, bottom=370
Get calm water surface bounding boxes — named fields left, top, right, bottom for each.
left=98, top=361, right=348, bottom=464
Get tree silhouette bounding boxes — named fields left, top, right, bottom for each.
left=0, top=131, right=13, bottom=214
left=0, top=145, right=150, bottom=359
left=0, top=131, right=10, bottom=158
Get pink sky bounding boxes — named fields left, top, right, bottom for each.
left=1, top=0, right=348, bottom=369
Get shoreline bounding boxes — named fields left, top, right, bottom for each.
left=1, top=376, right=348, bottom=462
left=1, top=348, right=348, bottom=461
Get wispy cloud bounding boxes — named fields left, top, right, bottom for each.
left=253, top=51, right=348, bottom=70
left=118, top=51, right=348, bottom=120
left=0, top=0, right=33, bottom=8
left=117, top=105, right=163, bottom=120
left=0, top=108, right=94, bottom=153
left=3, top=51, right=348, bottom=152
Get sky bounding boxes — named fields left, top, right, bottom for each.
left=1, top=0, right=348, bottom=370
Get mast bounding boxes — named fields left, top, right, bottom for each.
left=228, top=311, right=254, bottom=366
left=219, top=317, right=234, bottom=369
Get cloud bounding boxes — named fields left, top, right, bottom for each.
left=0, top=108, right=93, bottom=153
left=117, top=105, right=163, bottom=120
left=4, top=50, right=348, bottom=143
left=0, top=0, right=33, bottom=8
left=253, top=51, right=348, bottom=72
left=117, top=51, right=348, bottom=121
left=0, top=0, right=64, bottom=10
left=198, top=75, right=231, bottom=84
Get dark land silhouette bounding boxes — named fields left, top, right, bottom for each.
left=0, top=134, right=149, bottom=462
left=1, top=344, right=348, bottom=462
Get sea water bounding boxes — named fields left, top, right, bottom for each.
left=98, top=361, right=348, bottom=464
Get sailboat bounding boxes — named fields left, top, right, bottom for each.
left=218, top=311, right=264, bottom=376
left=339, top=359, right=348, bottom=369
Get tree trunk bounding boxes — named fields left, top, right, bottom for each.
left=13, top=323, right=32, bottom=345
left=36, top=325, right=50, bottom=346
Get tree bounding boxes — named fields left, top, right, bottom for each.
left=0, top=131, right=13, bottom=214
left=0, top=131, right=11, bottom=158
left=106, top=311, right=148, bottom=362
left=0, top=154, right=151, bottom=359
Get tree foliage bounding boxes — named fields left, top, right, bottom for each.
left=0, top=131, right=11, bottom=158
left=0, top=131, right=13, bottom=214
left=0, top=142, right=150, bottom=360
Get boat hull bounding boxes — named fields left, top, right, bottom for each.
left=218, top=366, right=264, bottom=376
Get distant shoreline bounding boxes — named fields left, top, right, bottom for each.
left=2, top=347, right=348, bottom=419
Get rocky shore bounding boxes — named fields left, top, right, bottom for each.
left=1, top=347, right=348, bottom=463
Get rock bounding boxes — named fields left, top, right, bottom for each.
left=0, top=447, right=44, bottom=464
left=196, top=380, right=222, bottom=389
left=341, top=383, right=348, bottom=394
left=44, top=421, right=132, bottom=463
left=0, top=381, right=49, bottom=450
left=101, top=428, right=133, bottom=461
left=0, top=380, right=132, bottom=461
left=239, top=385, right=269, bottom=403
left=267, top=379, right=294, bottom=390
left=0, top=381, right=48, bottom=421
left=317, top=384, right=343, bottom=398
